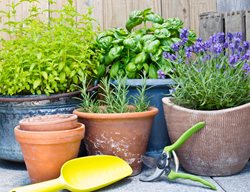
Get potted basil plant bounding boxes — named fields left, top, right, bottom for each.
left=162, top=32, right=250, bottom=176
left=73, top=76, right=158, bottom=176
left=0, top=0, right=100, bottom=161
left=95, top=8, right=196, bottom=157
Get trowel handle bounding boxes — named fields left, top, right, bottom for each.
left=167, top=170, right=216, bottom=190
left=164, top=122, right=205, bottom=153
left=10, top=178, right=65, bottom=192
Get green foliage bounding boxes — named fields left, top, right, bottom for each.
left=0, top=0, right=100, bottom=95
left=165, top=32, right=250, bottom=110
left=95, top=8, right=196, bottom=79
left=78, top=75, right=150, bottom=113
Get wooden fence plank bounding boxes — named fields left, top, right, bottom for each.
left=217, top=0, right=250, bottom=12
left=224, top=11, right=245, bottom=39
left=103, top=0, right=133, bottom=29
left=245, top=10, right=250, bottom=41
left=76, top=0, right=104, bottom=29
left=162, top=0, right=190, bottom=28
left=0, top=0, right=10, bottom=39
left=132, top=0, right=161, bottom=14
left=189, top=0, right=216, bottom=34
left=199, top=12, right=223, bottom=40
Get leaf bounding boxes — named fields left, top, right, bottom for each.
left=33, top=79, right=41, bottom=89
left=58, top=62, right=65, bottom=71
left=59, top=72, right=66, bottom=83
left=41, top=71, right=48, bottom=79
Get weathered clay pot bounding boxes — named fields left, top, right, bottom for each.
left=15, top=123, right=85, bottom=183
left=162, top=97, right=250, bottom=176
left=73, top=107, right=158, bottom=176
left=19, top=114, right=78, bottom=131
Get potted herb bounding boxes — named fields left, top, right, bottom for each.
left=73, top=76, right=158, bottom=175
left=95, top=8, right=196, bottom=157
left=162, top=32, right=250, bottom=176
left=0, top=0, right=100, bottom=161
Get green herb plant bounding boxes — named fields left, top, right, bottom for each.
left=164, top=32, right=250, bottom=110
left=79, top=75, right=150, bottom=113
left=0, top=0, right=100, bottom=95
left=95, top=8, right=196, bottom=79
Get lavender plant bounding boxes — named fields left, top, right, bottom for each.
left=161, top=30, right=250, bottom=110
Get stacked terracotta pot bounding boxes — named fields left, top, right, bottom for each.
left=14, top=114, right=85, bottom=183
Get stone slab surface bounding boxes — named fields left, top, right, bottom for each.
left=213, top=162, right=250, bottom=192
left=1, top=160, right=249, bottom=192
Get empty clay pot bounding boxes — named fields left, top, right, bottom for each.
left=19, top=114, right=78, bottom=131
left=15, top=123, right=85, bottom=183
left=74, top=107, right=158, bottom=176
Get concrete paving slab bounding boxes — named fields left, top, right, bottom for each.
left=1, top=159, right=249, bottom=192
left=213, top=162, right=250, bottom=192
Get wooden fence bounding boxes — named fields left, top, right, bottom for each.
left=0, top=0, right=216, bottom=36
left=1, top=0, right=250, bottom=39
left=200, top=10, right=250, bottom=41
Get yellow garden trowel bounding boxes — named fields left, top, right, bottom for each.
left=11, top=155, right=132, bottom=192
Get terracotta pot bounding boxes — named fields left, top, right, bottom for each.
left=73, top=107, right=158, bottom=176
left=19, top=114, right=78, bottom=131
left=15, top=123, right=85, bottom=183
left=162, top=97, right=250, bottom=176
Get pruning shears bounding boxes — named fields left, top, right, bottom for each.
left=140, top=122, right=217, bottom=190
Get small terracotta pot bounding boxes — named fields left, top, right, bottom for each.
left=162, top=97, right=250, bottom=176
left=74, top=107, right=158, bottom=176
left=15, top=123, right=85, bottom=183
left=19, top=114, right=78, bottom=131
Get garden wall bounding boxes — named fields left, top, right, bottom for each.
left=1, top=0, right=250, bottom=39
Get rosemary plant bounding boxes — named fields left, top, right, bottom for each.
left=78, top=76, right=150, bottom=113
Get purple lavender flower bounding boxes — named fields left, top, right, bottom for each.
left=218, top=32, right=225, bottom=43
left=242, top=50, right=250, bottom=60
left=196, top=37, right=202, bottom=43
left=213, top=43, right=223, bottom=54
left=243, top=41, right=249, bottom=50
left=157, top=70, right=166, bottom=79
left=233, top=32, right=243, bottom=40
left=180, top=28, right=189, bottom=39
left=234, top=38, right=241, bottom=49
left=229, top=54, right=240, bottom=65
left=242, top=63, right=250, bottom=74
left=226, top=33, right=233, bottom=41
left=171, top=43, right=180, bottom=52
left=163, top=52, right=177, bottom=61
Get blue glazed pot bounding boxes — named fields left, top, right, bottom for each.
left=113, top=79, right=175, bottom=157
left=0, top=92, right=81, bottom=162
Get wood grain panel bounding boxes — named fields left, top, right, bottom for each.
left=162, top=0, right=190, bottom=28
left=189, top=0, right=216, bottom=34
left=132, top=0, right=161, bottom=14
left=103, top=0, right=133, bottom=29
left=217, top=0, right=250, bottom=12
left=199, top=12, right=223, bottom=40
left=0, top=0, right=10, bottom=39
left=225, top=11, right=245, bottom=39
left=77, top=0, right=104, bottom=29
left=245, top=11, right=250, bottom=41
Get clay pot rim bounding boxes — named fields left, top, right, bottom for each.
left=15, top=123, right=85, bottom=144
left=162, top=97, right=250, bottom=113
left=73, top=106, right=158, bottom=120
left=19, top=114, right=77, bottom=125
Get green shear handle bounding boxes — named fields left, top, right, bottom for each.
left=164, top=122, right=205, bottom=153
left=168, top=170, right=217, bottom=190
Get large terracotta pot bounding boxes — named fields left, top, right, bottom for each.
left=19, top=114, right=78, bottom=131
left=73, top=107, right=158, bottom=176
left=162, top=97, right=250, bottom=176
left=15, top=123, right=85, bottom=183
